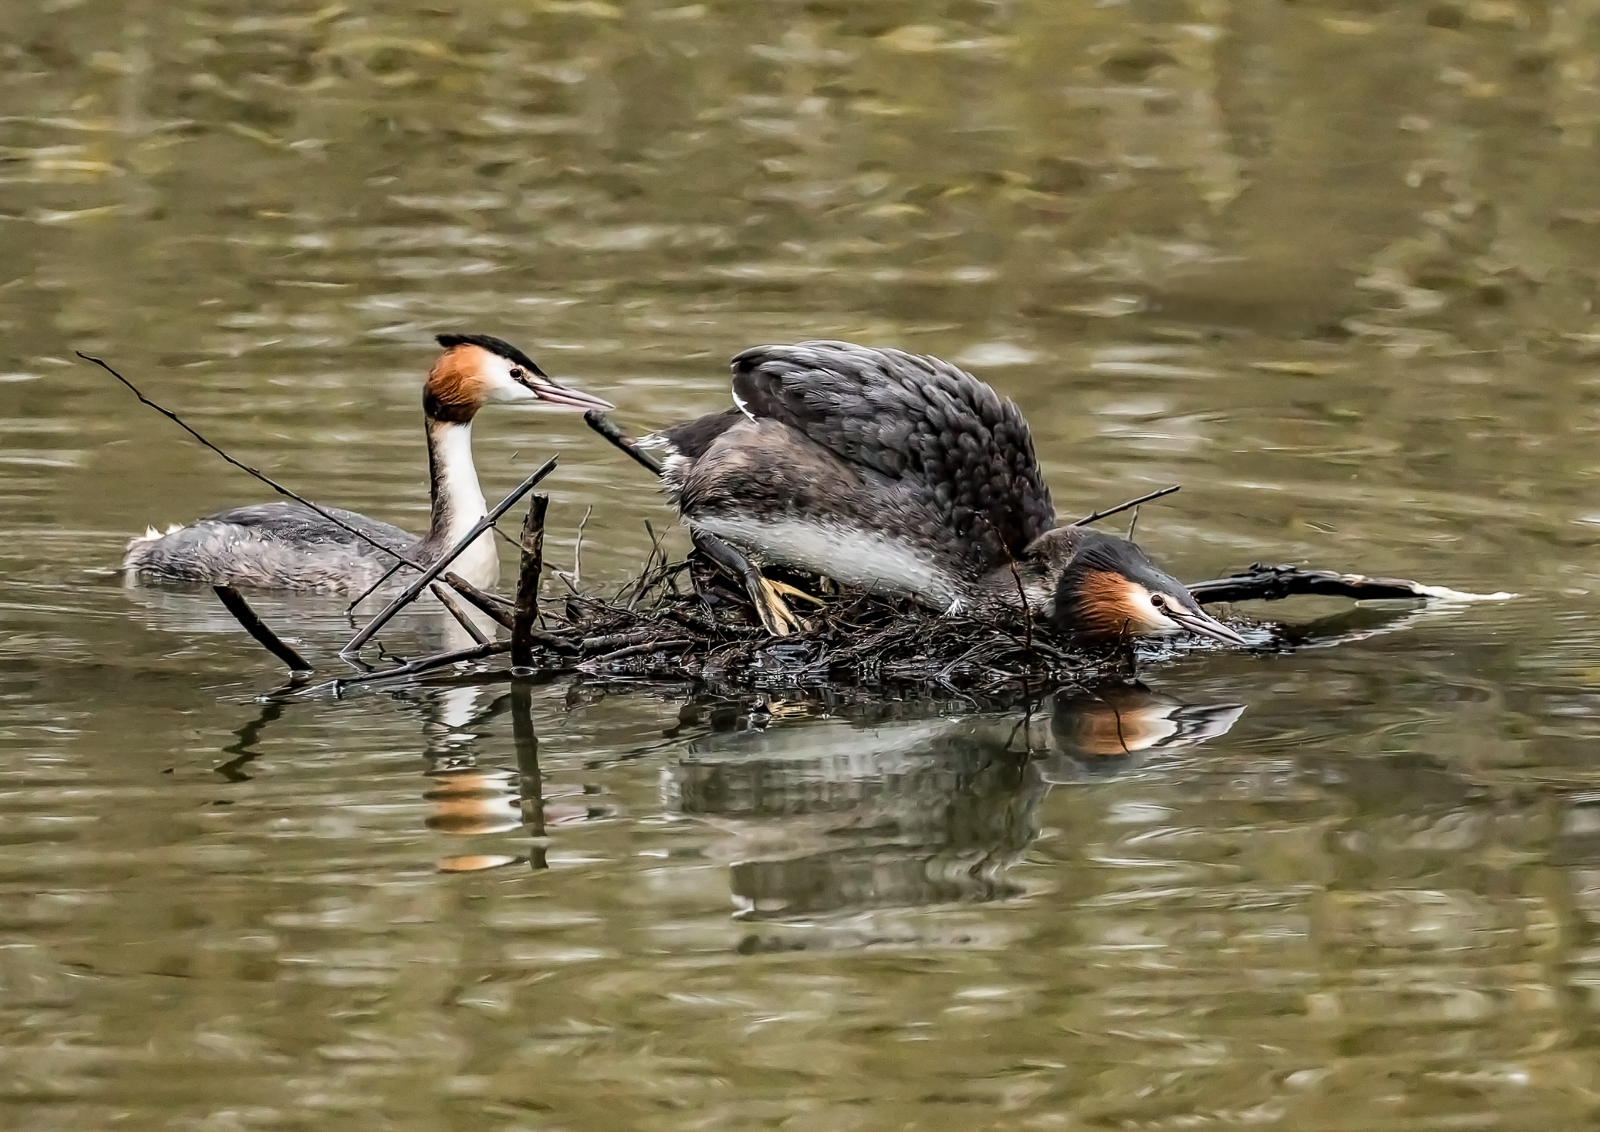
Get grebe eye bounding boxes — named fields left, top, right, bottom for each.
left=1149, top=593, right=1167, bottom=609
left=509, top=366, right=526, bottom=381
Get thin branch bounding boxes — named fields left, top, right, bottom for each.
left=211, top=585, right=314, bottom=672
left=341, top=456, right=558, bottom=656
left=581, top=638, right=694, bottom=666
left=579, top=628, right=664, bottom=655
left=80, top=352, right=426, bottom=574
left=442, top=572, right=514, bottom=629
left=431, top=583, right=490, bottom=646
left=585, top=409, right=663, bottom=476
left=1071, top=485, right=1180, bottom=528
left=1006, top=558, right=1033, bottom=659
left=571, top=505, right=592, bottom=589
left=346, top=557, right=408, bottom=613
left=305, top=640, right=512, bottom=694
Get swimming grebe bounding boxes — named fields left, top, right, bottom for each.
left=647, top=340, right=1244, bottom=646
left=123, top=333, right=612, bottom=593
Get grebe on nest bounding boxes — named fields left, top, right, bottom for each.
left=647, top=340, right=1243, bottom=646
left=124, top=333, right=611, bottom=593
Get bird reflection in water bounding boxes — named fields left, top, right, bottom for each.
left=213, top=673, right=1241, bottom=909
left=1040, top=686, right=1246, bottom=781
left=425, top=686, right=532, bottom=873
left=214, top=680, right=561, bottom=873
left=665, top=685, right=1243, bottom=952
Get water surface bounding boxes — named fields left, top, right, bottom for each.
left=3, top=2, right=1600, bottom=1129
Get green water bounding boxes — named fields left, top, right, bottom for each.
left=4, top=1, right=1600, bottom=1128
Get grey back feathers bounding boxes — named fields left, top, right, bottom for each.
left=727, top=341, right=1055, bottom=567
left=123, top=503, right=417, bottom=591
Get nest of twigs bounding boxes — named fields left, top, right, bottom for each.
left=540, top=553, right=1131, bottom=689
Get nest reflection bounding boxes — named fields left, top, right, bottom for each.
left=665, top=684, right=1244, bottom=948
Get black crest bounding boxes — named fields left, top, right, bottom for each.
left=436, top=333, right=548, bottom=378
left=1066, top=530, right=1202, bottom=611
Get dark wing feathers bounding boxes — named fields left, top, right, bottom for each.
left=729, top=341, right=1055, bottom=561
left=660, top=407, right=745, bottom=461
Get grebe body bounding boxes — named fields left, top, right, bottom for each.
left=650, top=341, right=1242, bottom=645
left=123, top=334, right=611, bottom=593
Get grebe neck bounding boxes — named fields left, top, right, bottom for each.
left=420, top=417, right=499, bottom=588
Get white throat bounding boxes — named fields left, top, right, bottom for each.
left=429, top=420, right=499, bottom=589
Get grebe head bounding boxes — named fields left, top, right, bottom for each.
left=1050, top=530, right=1245, bottom=647
left=427, top=333, right=613, bottom=422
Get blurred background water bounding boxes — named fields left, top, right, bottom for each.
left=4, top=0, right=1600, bottom=1128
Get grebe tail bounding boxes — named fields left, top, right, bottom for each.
left=123, top=333, right=611, bottom=593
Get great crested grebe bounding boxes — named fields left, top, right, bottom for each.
left=645, top=340, right=1244, bottom=646
left=123, top=333, right=612, bottom=593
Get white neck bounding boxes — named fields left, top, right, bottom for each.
left=426, top=420, right=499, bottom=589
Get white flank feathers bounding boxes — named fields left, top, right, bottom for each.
left=690, top=514, right=963, bottom=609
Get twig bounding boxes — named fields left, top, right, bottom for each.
left=581, top=638, right=694, bottom=666
left=570, top=505, right=592, bottom=589
left=347, top=558, right=408, bottom=613
left=579, top=628, right=664, bottom=654
left=585, top=410, right=663, bottom=476
left=442, top=572, right=514, bottom=628
left=212, top=585, right=314, bottom=673
left=1071, top=485, right=1179, bottom=527
left=431, top=583, right=490, bottom=645
left=304, top=640, right=512, bottom=694
left=1006, top=558, right=1033, bottom=659
left=80, top=352, right=426, bottom=574
left=341, top=456, right=558, bottom=656
left=512, top=495, right=548, bottom=668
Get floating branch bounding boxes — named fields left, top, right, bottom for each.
left=80, top=352, right=425, bottom=575
left=585, top=410, right=664, bottom=476
left=1187, top=563, right=1474, bottom=605
left=341, top=456, right=558, bottom=656
left=512, top=495, right=548, bottom=668
left=306, top=640, right=512, bottom=695
left=212, top=585, right=314, bottom=673
left=1071, top=485, right=1180, bottom=528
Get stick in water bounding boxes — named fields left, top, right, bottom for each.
left=340, top=455, right=559, bottom=656
left=212, top=585, right=314, bottom=673
left=512, top=495, right=548, bottom=668
left=1071, top=485, right=1180, bottom=528
left=1185, top=563, right=1495, bottom=605
left=80, top=352, right=426, bottom=574
left=430, top=583, right=490, bottom=646
left=441, top=571, right=514, bottom=629
left=584, top=410, right=664, bottom=476
left=305, top=640, right=511, bottom=694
